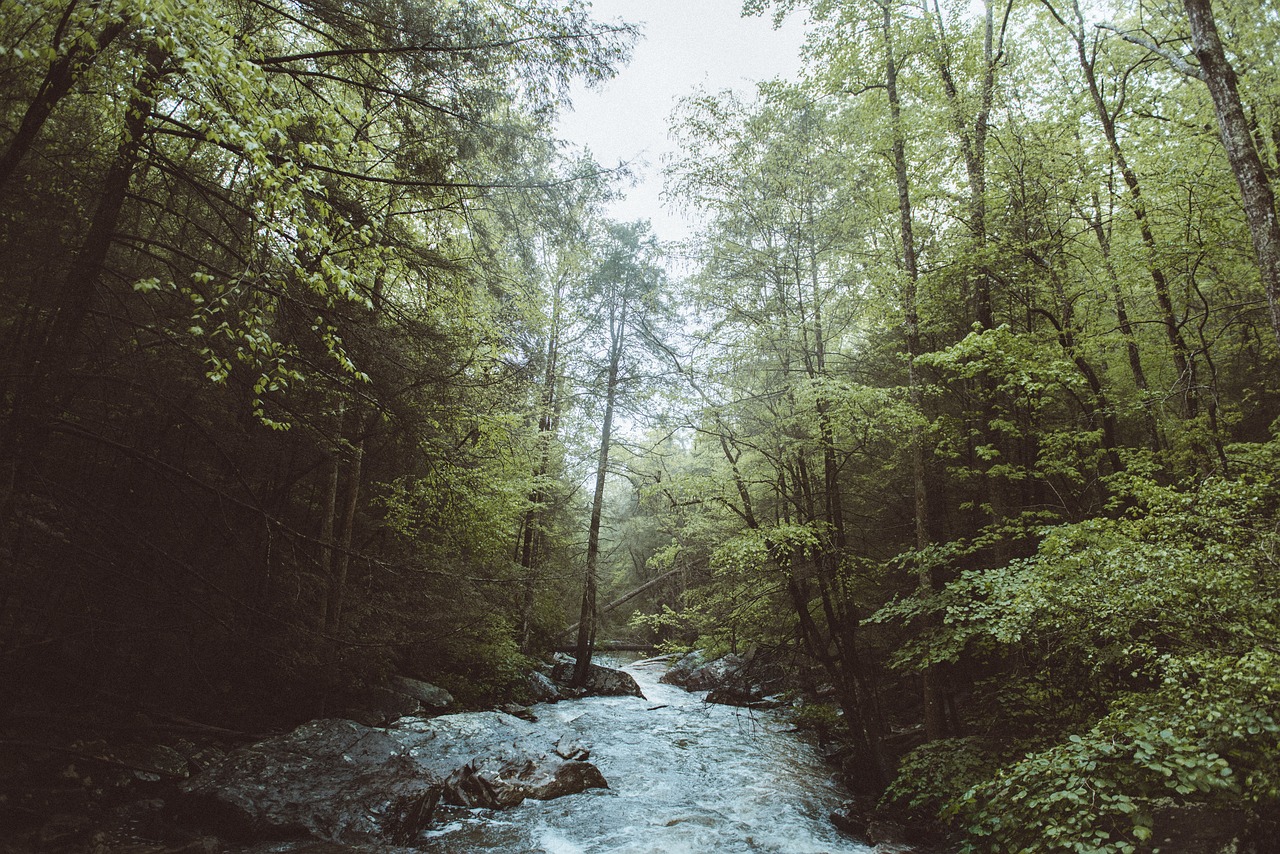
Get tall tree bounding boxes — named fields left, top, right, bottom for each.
left=1182, top=0, right=1280, bottom=349
left=571, top=221, right=667, bottom=687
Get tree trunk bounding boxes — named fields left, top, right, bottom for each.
left=924, top=0, right=1009, bottom=553
left=1184, top=0, right=1280, bottom=350
left=561, top=566, right=683, bottom=638
left=0, top=13, right=131, bottom=189
left=520, top=277, right=564, bottom=652
left=41, top=45, right=166, bottom=359
left=1083, top=197, right=1163, bottom=451
left=572, top=300, right=626, bottom=688
left=882, top=0, right=946, bottom=741
left=319, top=408, right=344, bottom=631
left=1046, top=0, right=1198, bottom=416
left=325, top=423, right=364, bottom=635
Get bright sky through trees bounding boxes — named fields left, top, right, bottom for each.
left=555, top=1, right=808, bottom=244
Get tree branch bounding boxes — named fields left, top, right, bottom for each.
left=1096, top=23, right=1204, bottom=80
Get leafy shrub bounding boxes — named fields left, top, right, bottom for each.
left=886, top=444, right=1280, bottom=851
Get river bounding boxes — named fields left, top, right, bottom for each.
left=412, top=654, right=873, bottom=854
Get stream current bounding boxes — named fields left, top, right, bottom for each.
left=415, top=654, right=873, bottom=854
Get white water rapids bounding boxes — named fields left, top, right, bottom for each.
left=414, top=654, right=874, bottom=854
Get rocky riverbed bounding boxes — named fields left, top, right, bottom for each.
left=0, top=661, right=640, bottom=853
left=0, top=654, right=937, bottom=853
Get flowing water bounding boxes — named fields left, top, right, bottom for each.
left=414, top=654, right=873, bottom=854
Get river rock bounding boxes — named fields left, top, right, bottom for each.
left=704, top=685, right=783, bottom=709
left=661, top=652, right=745, bottom=691
left=523, top=670, right=565, bottom=704
left=361, top=687, right=421, bottom=722
left=659, top=650, right=707, bottom=687
left=446, top=753, right=608, bottom=806
left=498, top=703, right=537, bottom=721
left=179, top=712, right=607, bottom=844
left=550, top=661, right=644, bottom=698
left=554, top=734, right=590, bottom=761
left=390, top=677, right=453, bottom=711
left=178, top=720, right=439, bottom=843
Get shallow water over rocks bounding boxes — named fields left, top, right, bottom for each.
left=407, top=654, right=872, bottom=854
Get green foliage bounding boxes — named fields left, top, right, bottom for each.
left=0, top=0, right=637, bottom=723
left=429, top=614, right=534, bottom=708
left=886, top=738, right=1005, bottom=822
left=885, top=448, right=1280, bottom=851
left=790, top=701, right=844, bottom=741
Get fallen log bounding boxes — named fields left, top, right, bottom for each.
left=559, top=567, right=683, bottom=638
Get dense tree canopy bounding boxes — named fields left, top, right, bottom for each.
left=2, top=0, right=1278, bottom=850
left=0, top=0, right=635, bottom=715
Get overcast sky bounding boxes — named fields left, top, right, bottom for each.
left=555, top=1, right=808, bottom=246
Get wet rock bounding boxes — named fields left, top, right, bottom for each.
left=361, top=687, right=420, bottom=722
left=830, top=797, right=869, bottom=839
left=549, top=661, right=644, bottom=698
left=505, top=757, right=607, bottom=800
left=866, top=818, right=916, bottom=853
left=179, top=713, right=608, bottom=845
left=831, top=797, right=944, bottom=854
left=389, top=677, right=453, bottom=712
left=522, top=670, right=565, bottom=704
left=442, top=761, right=522, bottom=809
left=705, top=685, right=753, bottom=707
left=704, top=685, right=783, bottom=709
left=333, top=708, right=385, bottom=728
left=173, top=741, right=228, bottom=777
left=660, top=652, right=745, bottom=691
left=112, top=743, right=191, bottom=782
left=658, top=651, right=707, bottom=687
left=178, top=719, right=439, bottom=844
left=553, top=734, right=589, bottom=761
left=355, top=678, right=451, bottom=724
left=444, top=754, right=607, bottom=807
left=498, top=703, right=537, bottom=722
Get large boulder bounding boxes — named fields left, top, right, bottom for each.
left=179, top=712, right=607, bottom=845
left=348, top=678, right=455, bottom=726
left=360, top=687, right=420, bottom=723
left=522, top=670, right=565, bottom=704
left=550, top=661, right=643, bottom=698
left=178, top=719, right=438, bottom=844
left=390, top=677, right=453, bottom=711
left=660, top=652, right=745, bottom=691
left=658, top=650, right=706, bottom=687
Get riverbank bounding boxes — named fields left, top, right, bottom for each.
left=1, top=655, right=910, bottom=853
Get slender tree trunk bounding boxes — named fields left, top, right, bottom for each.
left=325, top=422, right=364, bottom=635
left=1083, top=198, right=1163, bottom=451
left=40, top=45, right=167, bottom=367
left=0, top=12, right=131, bottom=190
left=572, top=300, right=627, bottom=688
left=1045, top=0, right=1198, bottom=415
left=319, top=407, right=344, bottom=630
left=924, top=0, right=1009, bottom=552
left=718, top=430, right=759, bottom=530
left=561, top=567, right=683, bottom=639
left=882, top=0, right=946, bottom=741
left=1184, top=0, right=1280, bottom=350
left=520, top=278, right=564, bottom=652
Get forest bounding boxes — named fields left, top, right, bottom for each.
left=1, top=0, right=1278, bottom=851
